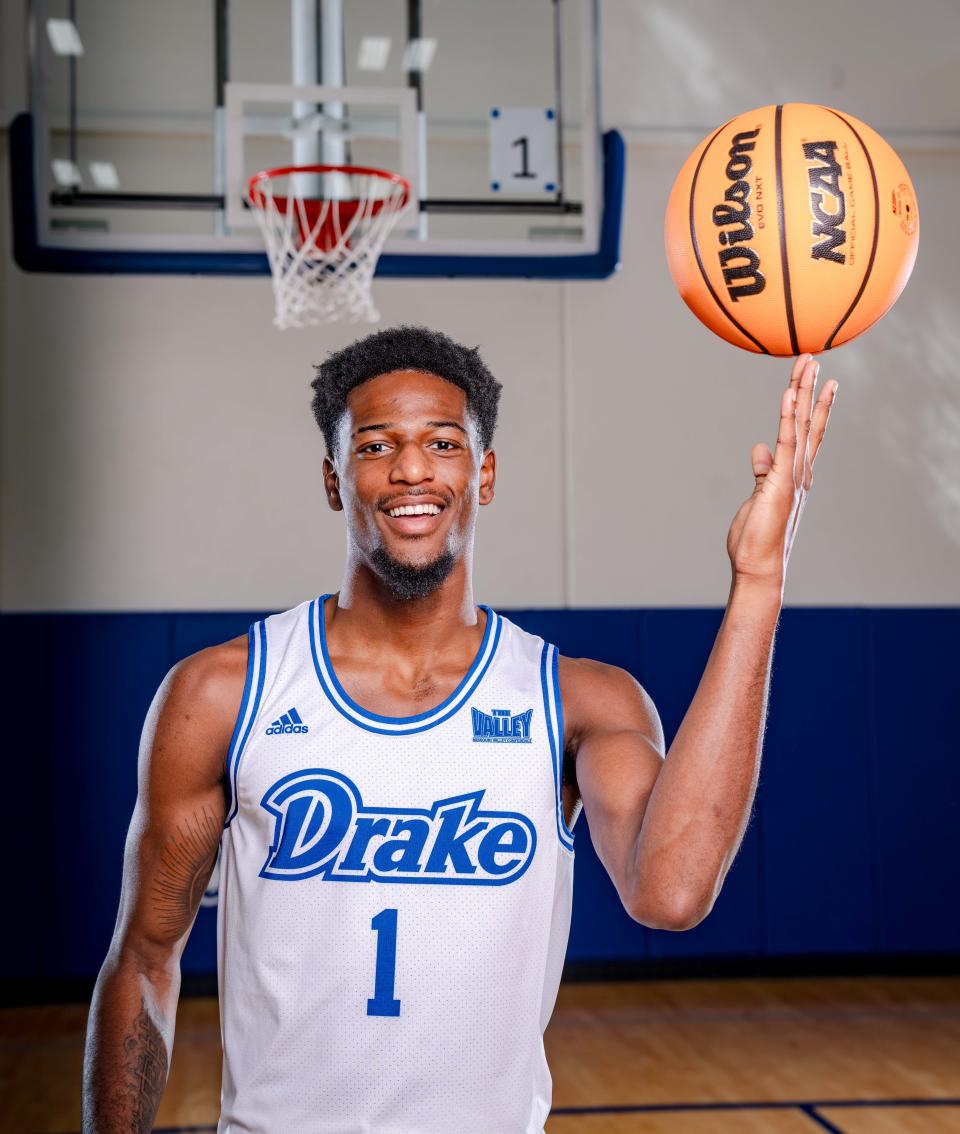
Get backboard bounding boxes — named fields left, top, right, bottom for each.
left=13, top=0, right=624, bottom=279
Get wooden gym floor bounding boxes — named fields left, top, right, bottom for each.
left=2, top=976, right=959, bottom=1133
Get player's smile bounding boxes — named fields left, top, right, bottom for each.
left=378, top=494, right=450, bottom=538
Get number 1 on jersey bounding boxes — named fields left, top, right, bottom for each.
left=367, top=908, right=401, bottom=1017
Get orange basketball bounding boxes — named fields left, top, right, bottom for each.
left=664, top=103, right=919, bottom=356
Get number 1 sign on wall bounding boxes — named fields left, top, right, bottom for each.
left=489, top=107, right=559, bottom=195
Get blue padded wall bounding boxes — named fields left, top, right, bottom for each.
left=2, top=605, right=957, bottom=982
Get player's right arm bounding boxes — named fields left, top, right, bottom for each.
left=81, top=636, right=248, bottom=1134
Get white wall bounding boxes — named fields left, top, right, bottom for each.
left=2, top=1, right=959, bottom=611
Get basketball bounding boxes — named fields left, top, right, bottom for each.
left=664, top=103, right=919, bottom=356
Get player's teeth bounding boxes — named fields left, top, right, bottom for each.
left=388, top=504, right=441, bottom=516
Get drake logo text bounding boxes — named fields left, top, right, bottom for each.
left=259, top=769, right=536, bottom=885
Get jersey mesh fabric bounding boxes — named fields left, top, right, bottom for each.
left=216, top=595, right=575, bottom=1134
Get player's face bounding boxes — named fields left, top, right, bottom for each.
left=325, top=370, right=495, bottom=587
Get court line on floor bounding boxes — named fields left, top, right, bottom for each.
left=51, top=1098, right=960, bottom=1134
left=550, top=1097, right=960, bottom=1115
left=799, top=1105, right=848, bottom=1134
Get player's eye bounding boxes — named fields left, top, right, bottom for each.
left=431, top=439, right=458, bottom=450
left=359, top=442, right=388, bottom=454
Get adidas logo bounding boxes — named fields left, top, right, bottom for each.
left=266, top=707, right=310, bottom=736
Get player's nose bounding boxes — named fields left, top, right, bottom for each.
left=388, top=439, right=435, bottom=484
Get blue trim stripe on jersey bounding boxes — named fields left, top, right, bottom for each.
left=540, top=641, right=576, bottom=852
left=224, top=620, right=267, bottom=828
left=551, top=643, right=577, bottom=844
left=309, top=594, right=502, bottom=736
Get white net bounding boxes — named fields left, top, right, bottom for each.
left=248, top=166, right=410, bottom=330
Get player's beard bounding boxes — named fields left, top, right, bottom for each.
left=368, top=540, right=458, bottom=602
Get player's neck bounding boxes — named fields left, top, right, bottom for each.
left=328, top=564, right=484, bottom=664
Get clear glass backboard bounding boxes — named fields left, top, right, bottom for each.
left=14, top=0, right=623, bottom=278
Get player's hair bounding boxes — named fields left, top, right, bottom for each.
left=310, top=324, right=503, bottom=464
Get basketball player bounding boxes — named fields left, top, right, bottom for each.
left=82, top=325, right=837, bottom=1133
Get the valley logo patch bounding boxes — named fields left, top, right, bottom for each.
left=471, top=706, right=533, bottom=743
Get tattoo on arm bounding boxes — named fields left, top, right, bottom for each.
left=150, top=806, right=222, bottom=938
left=124, top=997, right=169, bottom=1133
left=83, top=995, right=169, bottom=1134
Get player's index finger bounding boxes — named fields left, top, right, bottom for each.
left=790, top=353, right=813, bottom=388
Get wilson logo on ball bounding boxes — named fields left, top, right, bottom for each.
left=803, top=141, right=847, bottom=265
left=712, top=127, right=766, bottom=304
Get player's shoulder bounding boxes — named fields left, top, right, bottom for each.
left=139, top=633, right=250, bottom=793
left=557, top=653, right=641, bottom=697
left=166, top=597, right=320, bottom=711
left=164, top=632, right=249, bottom=722
left=557, top=654, right=664, bottom=751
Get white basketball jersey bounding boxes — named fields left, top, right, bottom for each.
left=215, top=593, right=576, bottom=1134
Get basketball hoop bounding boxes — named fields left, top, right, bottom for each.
left=247, top=164, right=411, bottom=330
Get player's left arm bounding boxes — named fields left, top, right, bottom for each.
left=566, top=355, right=838, bottom=931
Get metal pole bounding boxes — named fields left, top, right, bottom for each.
left=552, top=0, right=565, bottom=203
left=406, top=0, right=427, bottom=238
left=68, top=0, right=77, bottom=168
left=319, top=0, right=345, bottom=165
left=292, top=0, right=322, bottom=167
left=214, top=0, right=228, bottom=108
left=406, top=0, right=423, bottom=112
left=213, top=0, right=228, bottom=233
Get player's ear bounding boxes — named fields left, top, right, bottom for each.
left=479, top=448, right=496, bottom=505
left=322, top=456, right=343, bottom=511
